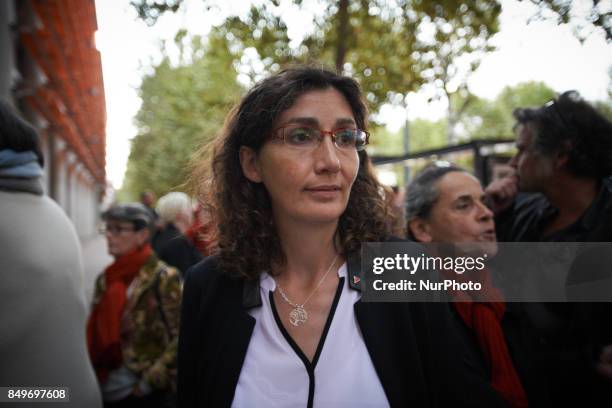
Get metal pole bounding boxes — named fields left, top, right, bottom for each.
left=403, top=100, right=410, bottom=186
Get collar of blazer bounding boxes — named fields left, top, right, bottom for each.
left=241, top=251, right=364, bottom=309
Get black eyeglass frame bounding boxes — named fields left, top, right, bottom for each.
left=98, top=224, right=139, bottom=235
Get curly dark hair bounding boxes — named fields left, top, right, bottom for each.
left=513, top=91, right=612, bottom=179
left=190, top=66, right=390, bottom=280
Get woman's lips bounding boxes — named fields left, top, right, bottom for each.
left=304, top=185, right=341, bottom=199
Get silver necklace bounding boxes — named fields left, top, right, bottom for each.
left=275, top=255, right=339, bottom=327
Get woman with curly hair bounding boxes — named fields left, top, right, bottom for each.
left=178, top=66, right=505, bottom=407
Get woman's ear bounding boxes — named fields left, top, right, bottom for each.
left=239, top=146, right=262, bottom=183
left=408, top=218, right=433, bottom=243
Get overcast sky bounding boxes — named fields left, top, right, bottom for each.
left=95, top=0, right=612, bottom=189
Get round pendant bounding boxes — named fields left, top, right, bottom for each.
left=289, top=306, right=308, bottom=327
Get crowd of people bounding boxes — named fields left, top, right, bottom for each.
left=1, top=66, right=612, bottom=407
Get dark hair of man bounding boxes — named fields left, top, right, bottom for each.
left=513, top=91, right=612, bottom=179
left=0, top=101, right=44, bottom=166
left=190, top=66, right=390, bottom=280
left=405, top=163, right=467, bottom=240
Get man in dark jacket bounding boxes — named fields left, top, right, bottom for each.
left=152, top=192, right=203, bottom=278
left=485, top=91, right=612, bottom=406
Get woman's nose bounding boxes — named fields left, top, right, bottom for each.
left=313, top=136, right=341, bottom=173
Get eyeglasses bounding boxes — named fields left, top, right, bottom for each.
left=544, top=99, right=571, bottom=130
left=543, top=91, right=581, bottom=130
left=431, top=160, right=452, bottom=168
left=98, top=224, right=136, bottom=235
left=271, top=124, right=369, bottom=151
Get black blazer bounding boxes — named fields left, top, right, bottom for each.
left=178, top=254, right=508, bottom=408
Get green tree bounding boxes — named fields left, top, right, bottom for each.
left=461, top=81, right=557, bottom=138
left=130, top=0, right=501, bottom=116
left=132, top=0, right=611, bottom=43
left=408, top=118, right=448, bottom=151
left=367, top=126, right=403, bottom=156
left=523, top=0, right=611, bottom=42
left=368, top=118, right=447, bottom=156
left=120, top=30, right=243, bottom=199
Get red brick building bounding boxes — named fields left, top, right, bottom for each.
left=1, top=0, right=106, bottom=238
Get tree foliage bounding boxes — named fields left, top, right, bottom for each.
left=129, top=0, right=501, bottom=116
left=121, top=30, right=242, bottom=199
left=409, top=118, right=448, bottom=151
left=133, top=0, right=609, bottom=42
left=523, top=0, right=611, bottom=42
left=369, top=118, right=447, bottom=156
left=130, top=0, right=183, bottom=26
left=461, top=81, right=557, bottom=138
left=371, top=81, right=556, bottom=158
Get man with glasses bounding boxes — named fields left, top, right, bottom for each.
left=485, top=91, right=612, bottom=405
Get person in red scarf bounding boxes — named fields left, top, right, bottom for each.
left=406, top=163, right=550, bottom=408
left=87, top=203, right=182, bottom=408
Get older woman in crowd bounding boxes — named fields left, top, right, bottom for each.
left=87, top=203, right=182, bottom=408
left=406, top=163, right=550, bottom=407
left=178, top=67, right=505, bottom=407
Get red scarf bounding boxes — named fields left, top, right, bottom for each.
left=448, top=268, right=529, bottom=408
left=86, top=244, right=152, bottom=383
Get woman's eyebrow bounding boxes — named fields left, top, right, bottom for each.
left=284, top=117, right=319, bottom=126
left=281, top=117, right=357, bottom=127
left=336, top=118, right=356, bottom=127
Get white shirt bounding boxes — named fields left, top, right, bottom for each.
left=232, top=263, right=389, bottom=408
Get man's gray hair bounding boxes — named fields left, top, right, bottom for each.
left=156, top=192, right=192, bottom=225
left=405, top=163, right=466, bottom=237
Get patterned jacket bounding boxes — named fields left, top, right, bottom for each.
left=91, top=255, right=182, bottom=391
